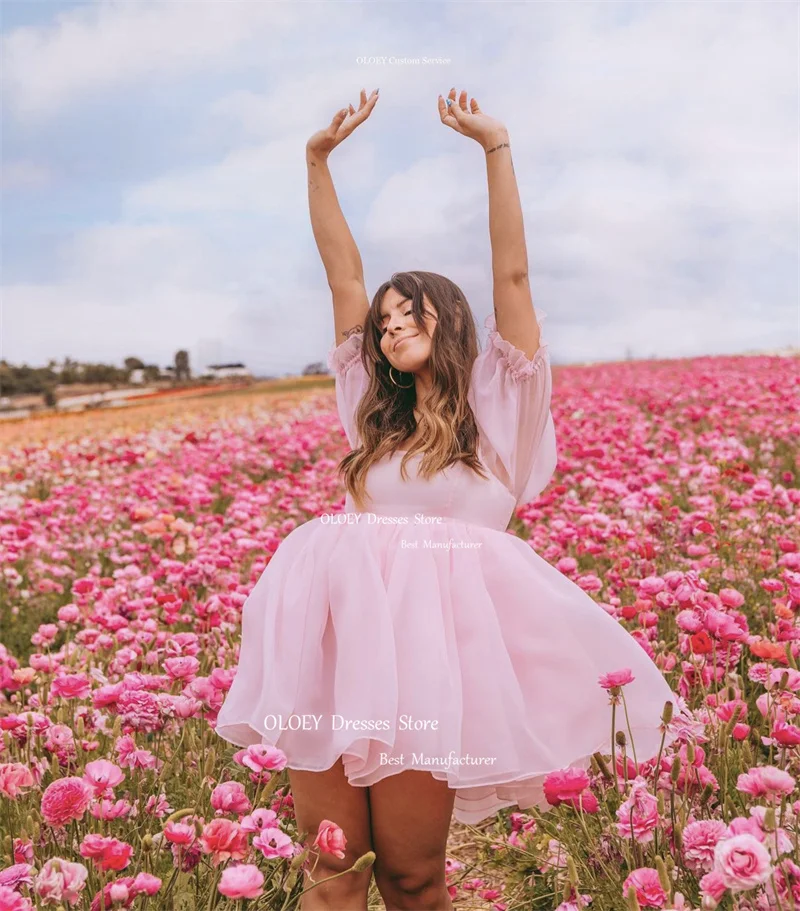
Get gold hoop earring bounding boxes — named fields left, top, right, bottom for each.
left=388, top=365, right=414, bottom=388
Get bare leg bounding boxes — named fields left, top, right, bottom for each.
left=369, top=770, right=456, bottom=911
left=288, top=759, right=374, bottom=911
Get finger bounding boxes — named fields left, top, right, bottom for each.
left=446, top=94, right=466, bottom=125
left=458, top=89, right=469, bottom=112
left=470, top=97, right=481, bottom=114
left=331, top=107, right=349, bottom=130
left=358, top=88, right=367, bottom=111
left=437, top=94, right=462, bottom=133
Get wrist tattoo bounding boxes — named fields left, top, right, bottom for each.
left=485, top=140, right=510, bottom=154
left=342, top=324, right=363, bottom=340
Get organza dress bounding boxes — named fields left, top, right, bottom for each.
left=214, top=309, right=680, bottom=825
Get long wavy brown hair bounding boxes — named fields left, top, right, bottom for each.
left=338, top=270, right=490, bottom=510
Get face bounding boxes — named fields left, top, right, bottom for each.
left=378, top=288, right=438, bottom=374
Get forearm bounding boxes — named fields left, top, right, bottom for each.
left=307, top=149, right=365, bottom=286
left=484, top=131, right=529, bottom=282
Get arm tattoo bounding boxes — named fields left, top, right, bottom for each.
left=342, top=324, right=363, bottom=340
left=485, top=140, right=510, bottom=154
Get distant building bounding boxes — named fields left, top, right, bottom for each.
left=203, top=363, right=253, bottom=381
left=129, top=368, right=146, bottom=385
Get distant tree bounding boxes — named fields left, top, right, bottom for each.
left=43, top=387, right=57, bottom=408
left=125, top=357, right=145, bottom=371
left=143, top=365, right=162, bottom=382
left=303, top=361, right=328, bottom=376
left=174, top=350, right=191, bottom=381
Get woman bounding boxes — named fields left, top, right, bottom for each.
left=214, top=87, right=679, bottom=911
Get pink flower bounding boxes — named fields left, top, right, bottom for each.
left=543, top=769, right=597, bottom=811
left=616, top=777, right=659, bottom=844
left=163, top=821, right=197, bottom=846
left=598, top=668, right=635, bottom=690
left=163, top=656, right=200, bottom=681
left=0, top=885, right=33, bottom=911
left=79, top=835, right=134, bottom=872
left=0, top=764, right=35, bottom=800
left=681, top=820, right=729, bottom=874
left=82, top=759, right=125, bottom=797
left=217, top=864, right=265, bottom=899
left=210, top=781, right=251, bottom=816
left=0, top=865, right=33, bottom=890
left=737, top=766, right=796, bottom=801
left=41, top=777, right=92, bottom=827
left=314, top=820, right=347, bottom=860
left=622, top=867, right=667, bottom=908
left=116, top=688, right=162, bottom=733
left=131, top=873, right=161, bottom=897
left=34, top=858, right=89, bottom=905
left=253, top=827, right=295, bottom=859
left=90, top=798, right=135, bottom=821
left=57, top=604, right=80, bottom=623
left=198, top=819, right=249, bottom=867
left=51, top=673, right=92, bottom=700
left=240, top=808, right=278, bottom=832
left=699, top=870, right=727, bottom=903
left=713, top=833, right=773, bottom=892
left=234, top=744, right=288, bottom=775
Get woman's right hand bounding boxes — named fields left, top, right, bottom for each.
left=306, top=89, right=379, bottom=160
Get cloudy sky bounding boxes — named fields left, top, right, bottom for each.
left=1, top=1, right=796, bottom=376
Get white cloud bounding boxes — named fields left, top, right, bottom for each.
left=1, top=0, right=299, bottom=121
left=1, top=0, right=796, bottom=370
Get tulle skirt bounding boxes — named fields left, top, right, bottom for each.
left=214, top=516, right=680, bottom=824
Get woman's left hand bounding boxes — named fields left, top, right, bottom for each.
left=437, top=88, right=508, bottom=150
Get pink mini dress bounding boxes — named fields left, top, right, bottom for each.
left=214, top=308, right=680, bottom=825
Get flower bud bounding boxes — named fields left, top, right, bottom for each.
left=615, top=730, right=627, bottom=747
left=655, top=855, right=671, bottom=894
left=686, top=740, right=695, bottom=763
left=289, top=844, right=311, bottom=870
left=670, top=755, right=682, bottom=783
left=351, top=851, right=376, bottom=872
left=763, top=807, right=776, bottom=831
left=592, top=751, right=612, bottom=781
left=662, top=700, right=674, bottom=724
left=567, top=855, right=579, bottom=887
left=626, top=885, right=641, bottom=910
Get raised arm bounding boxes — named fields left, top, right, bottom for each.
left=306, top=89, right=379, bottom=343
left=437, top=88, right=542, bottom=360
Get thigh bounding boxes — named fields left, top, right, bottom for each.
left=368, top=770, right=455, bottom=877
left=288, top=759, right=374, bottom=875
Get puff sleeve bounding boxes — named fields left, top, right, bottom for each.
left=467, top=308, right=558, bottom=506
left=327, top=331, right=369, bottom=449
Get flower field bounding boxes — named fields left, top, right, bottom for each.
left=1, top=351, right=799, bottom=911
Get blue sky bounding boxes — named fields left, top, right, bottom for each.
left=1, top=0, right=797, bottom=376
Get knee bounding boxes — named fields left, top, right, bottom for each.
left=374, top=863, right=446, bottom=909
left=299, top=851, right=372, bottom=909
